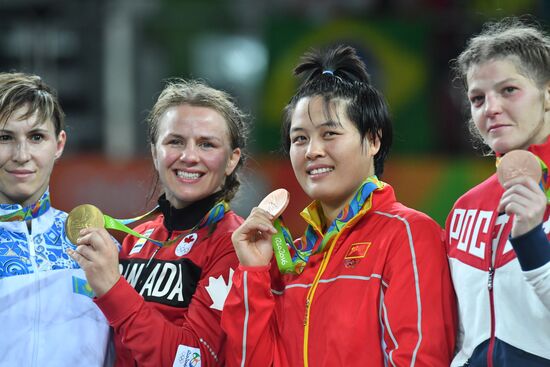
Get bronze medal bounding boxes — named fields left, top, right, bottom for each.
left=65, top=204, right=105, bottom=244
left=497, top=150, right=542, bottom=187
left=258, top=188, right=290, bottom=218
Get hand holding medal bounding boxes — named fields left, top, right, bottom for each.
left=496, top=150, right=542, bottom=187
left=65, top=204, right=106, bottom=244
left=257, top=189, right=299, bottom=274
left=65, top=203, right=164, bottom=297
left=66, top=205, right=122, bottom=297
left=496, top=150, right=547, bottom=237
left=66, top=204, right=176, bottom=247
left=231, top=188, right=294, bottom=271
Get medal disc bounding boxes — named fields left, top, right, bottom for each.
left=65, top=204, right=105, bottom=244
left=258, top=189, right=290, bottom=218
left=497, top=150, right=542, bottom=186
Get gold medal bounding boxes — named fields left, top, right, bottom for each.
left=65, top=204, right=105, bottom=244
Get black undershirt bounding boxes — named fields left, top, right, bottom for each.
left=157, top=192, right=223, bottom=232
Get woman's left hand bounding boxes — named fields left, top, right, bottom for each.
left=67, top=227, right=121, bottom=297
left=498, top=176, right=547, bottom=238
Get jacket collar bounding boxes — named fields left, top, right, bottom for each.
left=158, top=192, right=222, bottom=232
left=0, top=189, right=51, bottom=220
left=527, top=135, right=550, bottom=164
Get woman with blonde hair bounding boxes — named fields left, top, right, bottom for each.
left=70, top=79, right=249, bottom=366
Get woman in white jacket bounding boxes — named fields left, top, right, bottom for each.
left=0, top=72, right=112, bottom=366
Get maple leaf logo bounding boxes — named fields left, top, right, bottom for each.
left=175, top=233, right=198, bottom=257
left=205, top=268, right=234, bottom=311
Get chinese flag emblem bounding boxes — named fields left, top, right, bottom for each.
left=345, top=242, right=371, bottom=259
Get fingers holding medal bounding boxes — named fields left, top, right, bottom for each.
left=66, top=204, right=121, bottom=297
left=496, top=150, right=547, bottom=237
left=65, top=204, right=105, bottom=244
left=231, top=189, right=291, bottom=268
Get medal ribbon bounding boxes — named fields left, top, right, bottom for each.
left=272, top=177, right=383, bottom=274
left=495, top=154, right=550, bottom=202
left=0, top=191, right=51, bottom=222
left=102, top=201, right=229, bottom=247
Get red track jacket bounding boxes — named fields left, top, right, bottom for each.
left=222, top=183, right=456, bottom=367
left=95, top=207, right=242, bottom=367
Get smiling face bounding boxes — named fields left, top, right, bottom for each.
left=289, top=96, right=380, bottom=218
left=467, top=57, right=550, bottom=154
left=151, top=104, right=241, bottom=209
left=0, top=106, right=66, bottom=207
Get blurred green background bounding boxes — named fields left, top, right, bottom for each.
left=1, top=0, right=547, bottom=234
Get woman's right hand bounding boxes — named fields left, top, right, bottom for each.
left=232, top=207, right=278, bottom=267
left=498, top=175, right=547, bottom=238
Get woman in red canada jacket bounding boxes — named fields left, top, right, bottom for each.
left=221, top=45, right=457, bottom=366
left=68, top=79, right=249, bottom=366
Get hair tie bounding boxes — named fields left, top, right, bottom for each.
left=322, top=70, right=334, bottom=76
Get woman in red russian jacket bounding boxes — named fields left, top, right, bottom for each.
left=446, top=18, right=550, bottom=366
left=222, top=45, right=456, bottom=366
left=68, top=79, right=248, bottom=366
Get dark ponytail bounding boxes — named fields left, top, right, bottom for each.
left=294, top=45, right=371, bottom=85
left=282, top=45, right=392, bottom=177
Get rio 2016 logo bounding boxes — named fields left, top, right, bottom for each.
left=273, top=236, right=287, bottom=265
left=188, top=352, right=200, bottom=367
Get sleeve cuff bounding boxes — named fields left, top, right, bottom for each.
left=94, top=276, right=144, bottom=326
left=509, top=223, right=550, bottom=271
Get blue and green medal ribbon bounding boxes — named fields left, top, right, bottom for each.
left=100, top=201, right=229, bottom=247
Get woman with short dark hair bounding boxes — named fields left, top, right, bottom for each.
left=222, top=45, right=456, bottom=367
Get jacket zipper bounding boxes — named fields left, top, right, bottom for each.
left=28, top=225, right=40, bottom=367
left=487, top=208, right=506, bottom=367
left=303, top=252, right=328, bottom=367
left=302, top=231, right=344, bottom=367
left=301, top=198, right=372, bottom=366
left=136, top=231, right=169, bottom=290
left=487, top=266, right=495, bottom=367
left=149, top=230, right=170, bottom=265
